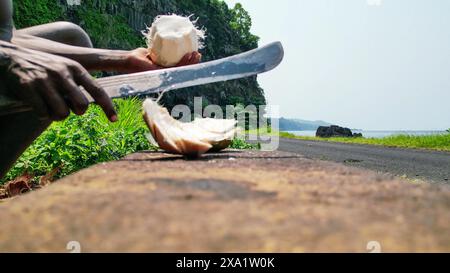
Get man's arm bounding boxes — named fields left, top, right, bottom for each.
left=12, top=33, right=137, bottom=72
left=0, top=0, right=13, bottom=42
left=12, top=33, right=201, bottom=73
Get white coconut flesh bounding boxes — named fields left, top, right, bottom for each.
left=143, top=99, right=237, bottom=156
left=192, top=118, right=237, bottom=134
left=146, top=14, right=205, bottom=67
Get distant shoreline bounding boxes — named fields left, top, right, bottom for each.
left=278, top=131, right=450, bottom=152
left=286, top=130, right=448, bottom=139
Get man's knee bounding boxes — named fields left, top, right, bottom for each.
left=53, top=21, right=93, bottom=48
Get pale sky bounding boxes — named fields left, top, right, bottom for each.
left=224, top=0, right=450, bottom=130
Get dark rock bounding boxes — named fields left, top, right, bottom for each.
left=353, top=133, right=363, bottom=138
left=316, top=125, right=356, bottom=138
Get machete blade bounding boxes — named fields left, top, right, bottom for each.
left=97, top=41, right=284, bottom=100
left=0, top=42, right=284, bottom=115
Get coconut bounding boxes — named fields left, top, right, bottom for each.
left=145, top=14, right=205, bottom=67
left=142, top=99, right=236, bottom=157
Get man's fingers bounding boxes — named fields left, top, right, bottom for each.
left=176, top=53, right=192, bottom=67
left=59, top=78, right=89, bottom=116
left=188, top=52, right=197, bottom=64
left=193, top=52, right=202, bottom=64
left=177, top=52, right=201, bottom=67
left=36, top=78, right=70, bottom=121
left=73, top=67, right=117, bottom=122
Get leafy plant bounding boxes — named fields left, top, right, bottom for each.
left=1, top=99, right=156, bottom=184
left=230, top=138, right=260, bottom=150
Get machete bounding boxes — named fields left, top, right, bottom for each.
left=0, top=41, right=284, bottom=116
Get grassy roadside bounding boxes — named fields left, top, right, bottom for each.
left=280, top=131, right=450, bottom=152
left=248, top=128, right=450, bottom=152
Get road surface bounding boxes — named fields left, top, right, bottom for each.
left=277, top=138, right=450, bottom=183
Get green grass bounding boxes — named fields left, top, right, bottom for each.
left=1, top=99, right=257, bottom=185
left=278, top=131, right=450, bottom=152
left=246, top=127, right=450, bottom=152
left=1, top=99, right=156, bottom=184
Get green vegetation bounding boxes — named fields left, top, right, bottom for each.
left=12, top=0, right=66, bottom=27
left=278, top=131, right=450, bottom=152
left=13, top=0, right=144, bottom=50
left=230, top=138, right=260, bottom=150
left=229, top=3, right=259, bottom=51
left=1, top=99, right=156, bottom=184
left=73, top=9, right=143, bottom=49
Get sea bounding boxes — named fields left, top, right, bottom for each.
left=286, top=130, right=448, bottom=139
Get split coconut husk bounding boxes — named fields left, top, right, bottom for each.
left=142, top=99, right=237, bottom=157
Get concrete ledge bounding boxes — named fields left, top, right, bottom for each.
left=0, top=150, right=449, bottom=252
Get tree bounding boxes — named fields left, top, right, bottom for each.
left=229, top=3, right=259, bottom=51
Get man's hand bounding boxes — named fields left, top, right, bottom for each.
left=0, top=41, right=117, bottom=121
left=123, top=48, right=202, bottom=73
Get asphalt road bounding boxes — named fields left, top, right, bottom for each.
left=277, top=138, right=450, bottom=183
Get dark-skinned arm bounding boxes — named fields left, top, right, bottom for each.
left=12, top=33, right=202, bottom=73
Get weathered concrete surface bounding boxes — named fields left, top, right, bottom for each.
left=0, top=150, right=449, bottom=253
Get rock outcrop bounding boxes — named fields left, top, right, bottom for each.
left=316, top=125, right=362, bottom=138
